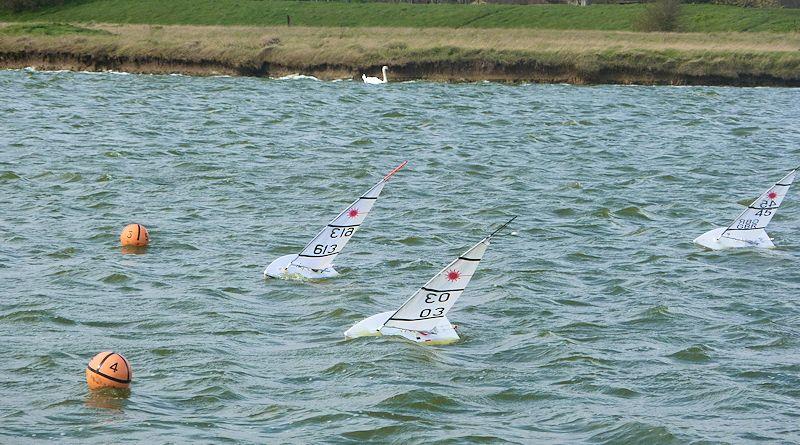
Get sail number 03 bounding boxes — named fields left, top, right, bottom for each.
left=419, top=292, right=450, bottom=318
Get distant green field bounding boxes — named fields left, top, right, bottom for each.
left=1, top=0, right=799, bottom=32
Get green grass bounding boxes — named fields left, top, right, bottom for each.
left=0, top=0, right=798, bottom=32
left=0, top=21, right=111, bottom=35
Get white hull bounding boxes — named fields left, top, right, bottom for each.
left=344, top=311, right=460, bottom=345
left=693, top=227, right=774, bottom=250
left=263, top=254, right=339, bottom=280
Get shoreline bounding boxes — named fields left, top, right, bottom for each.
left=2, top=23, right=799, bottom=86
left=4, top=51, right=799, bottom=87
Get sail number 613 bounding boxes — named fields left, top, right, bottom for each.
left=329, top=227, right=355, bottom=238
left=313, top=244, right=337, bottom=255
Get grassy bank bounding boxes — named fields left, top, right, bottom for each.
left=1, top=0, right=799, bottom=32
left=2, top=22, right=799, bottom=85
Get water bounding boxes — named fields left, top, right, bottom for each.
left=1, top=70, right=799, bottom=443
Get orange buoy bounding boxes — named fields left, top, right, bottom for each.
left=86, top=351, right=132, bottom=390
left=120, top=224, right=149, bottom=247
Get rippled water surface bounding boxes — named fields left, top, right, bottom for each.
left=2, top=70, right=800, bottom=443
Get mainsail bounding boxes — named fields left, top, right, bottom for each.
left=720, top=168, right=796, bottom=243
left=290, top=161, right=407, bottom=270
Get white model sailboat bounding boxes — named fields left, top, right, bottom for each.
left=344, top=217, right=515, bottom=345
left=694, top=167, right=796, bottom=250
left=264, top=161, right=407, bottom=279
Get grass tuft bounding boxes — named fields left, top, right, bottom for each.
left=635, top=0, right=682, bottom=32
left=0, top=22, right=111, bottom=35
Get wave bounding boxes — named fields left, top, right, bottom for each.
left=273, top=74, right=320, bottom=81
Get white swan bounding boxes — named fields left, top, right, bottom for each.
left=362, top=66, right=388, bottom=84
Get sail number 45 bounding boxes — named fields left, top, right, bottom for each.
left=754, top=199, right=777, bottom=216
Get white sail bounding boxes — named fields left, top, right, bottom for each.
left=720, top=168, right=796, bottom=243
left=381, top=238, right=489, bottom=333
left=290, top=161, right=407, bottom=271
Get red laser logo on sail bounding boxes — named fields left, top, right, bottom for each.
left=768, top=191, right=778, bottom=200
left=348, top=208, right=359, bottom=218
left=446, top=270, right=461, bottom=281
